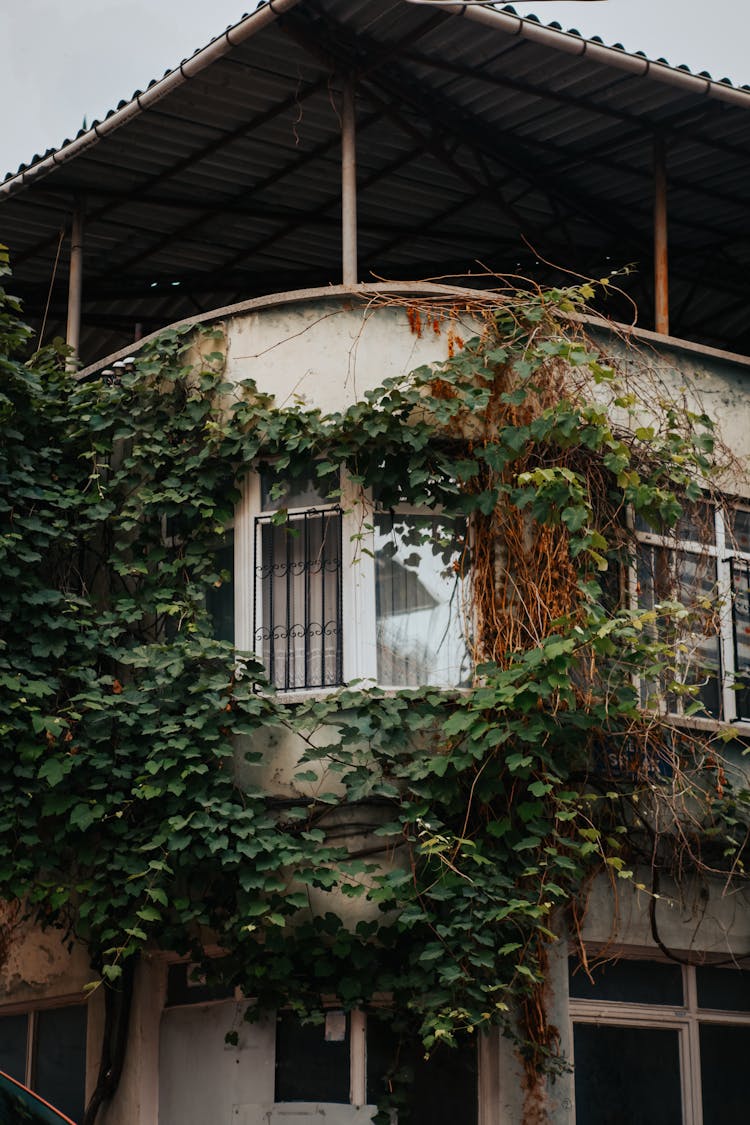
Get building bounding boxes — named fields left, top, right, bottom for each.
left=2, top=3, right=750, bottom=1123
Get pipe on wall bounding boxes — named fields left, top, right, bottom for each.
left=653, top=137, right=669, bottom=336
left=66, top=203, right=84, bottom=363
left=341, top=76, right=358, bottom=288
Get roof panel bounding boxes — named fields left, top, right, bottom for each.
left=2, top=0, right=750, bottom=362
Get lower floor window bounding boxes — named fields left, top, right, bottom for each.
left=274, top=1009, right=477, bottom=1123
left=0, top=1004, right=87, bottom=1122
left=570, top=958, right=750, bottom=1124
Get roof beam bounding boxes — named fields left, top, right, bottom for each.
left=13, top=72, right=330, bottom=267
left=401, top=49, right=750, bottom=164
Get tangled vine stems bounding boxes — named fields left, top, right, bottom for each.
left=1, top=253, right=748, bottom=1122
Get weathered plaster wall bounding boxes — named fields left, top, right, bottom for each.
left=222, top=299, right=480, bottom=413
left=591, top=328, right=750, bottom=495
left=0, top=915, right=91, bottom=1004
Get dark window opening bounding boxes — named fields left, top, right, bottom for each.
left=274, top=1011, right=350, bottom=1104
left=205, top=534, right=235, bottom=644
left=569, top=958, right=683, bottom=1006
left=573, top=1024, right=682, bottom=1125
left=0, top=1006, right=87, bottom=1124
left=366, top=1018, right=478, bottom=1125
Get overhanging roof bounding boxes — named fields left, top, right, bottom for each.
left=3, top=0, right=750, bottom=362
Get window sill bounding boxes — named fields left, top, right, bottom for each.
left=267, top=682, right=472, bottom=705
left=657, top=711, right=750, bottom=743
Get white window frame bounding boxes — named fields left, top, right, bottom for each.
left=235, top=472, right=470, bottom=695
left=632, top=500, right=750, bottom=724
left=569, top=961, right=750, bottom=1125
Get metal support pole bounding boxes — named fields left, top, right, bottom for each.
left=66, top=202, right=84, bottom=363
left=341, top=76, right=358, bottom=288
left=653, top=137, right=669, bottom=336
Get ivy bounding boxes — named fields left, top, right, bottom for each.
left=1, top=245, right=747, bottom=1122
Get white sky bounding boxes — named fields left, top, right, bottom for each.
left=1, top=0, right=748, bottom=180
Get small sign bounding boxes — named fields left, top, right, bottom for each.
left=324, top=1010, right=346, bottom=1042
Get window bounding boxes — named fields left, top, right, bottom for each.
left=238, top=470, right=470, bottom=692
left=274, top=1009, right=478, bottom=1123
left=253, top=472, right=343, bottom=691
left=635, top=502, right=750, bottom=721
left=374, top=509, right=470, bottom=688
left=205, top=531, right=235, bottom=644
left=0, top=1003, right=87, bottom=1123
left=569, top=958, right=750, bottom=1124
left=162, top=515, right=235, bottom=645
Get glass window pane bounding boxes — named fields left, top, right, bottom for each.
left=731, top=560, right=750, bottom=720
left=206, top=535, right=234, bottom=644
left=569, top=959, right=683, bottom=1005
left=366, top=1019, right=477, bottom=1125
left=637, top=544, right=721, bottom=717
left=573, top=1024, right=682, bottom=1125
left=260, top=470, right=333, bottom=512
left=34, top=1006, right=87, bottom=1124
left=635, top=501, right=715, bottom=544
left=275, top=1012, right=349, bottom=1103
left=696, top=966, right=750, bottom=1011
left=0, top=1013, right=28, bottom=1083
left=375, top=514, right=469, bottom=688
left=256, top=510, right=343, bottom=690
left=165, top=963, right=236, bottom=1007
left=727, top=507, right=750, bottom=555
left=699, top=1024, right=750, bottom=1122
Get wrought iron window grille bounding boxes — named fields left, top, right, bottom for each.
left=253, top=505, right=344, bottom=691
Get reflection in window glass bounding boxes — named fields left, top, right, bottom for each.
left=573, top=1024, right=682, bottom=1125
left=637, top=544, right=721, bottom=717
left=375, top=514, right=469, bottom=688
left=635, top=502, right=715, bottom=543
left=261, top=473, right=332, bottom=513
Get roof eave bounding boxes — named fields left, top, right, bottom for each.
left=406, top=1, right=750, bottom=108
left=0, top=0, right=303, bottom=200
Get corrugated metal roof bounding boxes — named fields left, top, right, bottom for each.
left=2, top=0, right=749, bottom=362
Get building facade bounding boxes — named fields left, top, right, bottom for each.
left=2, top=3, right=750, bottom=1123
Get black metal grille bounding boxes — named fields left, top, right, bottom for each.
left=731, top=558, right=750, bottom=720
left=254, top=507, right=343, bottom=690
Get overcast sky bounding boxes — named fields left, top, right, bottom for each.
left=2, top=0, right=748, bottom=180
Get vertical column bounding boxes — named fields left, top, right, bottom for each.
left=653, top=136, right=669, bottom=336
left=349, top=1009, right=367, bottom=1107
left=341, top=75, right=358, bottom=288
left=66, top=201, right=85, bottom=364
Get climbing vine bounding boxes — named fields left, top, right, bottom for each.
left=1, top=246, right=748, bottom=1122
